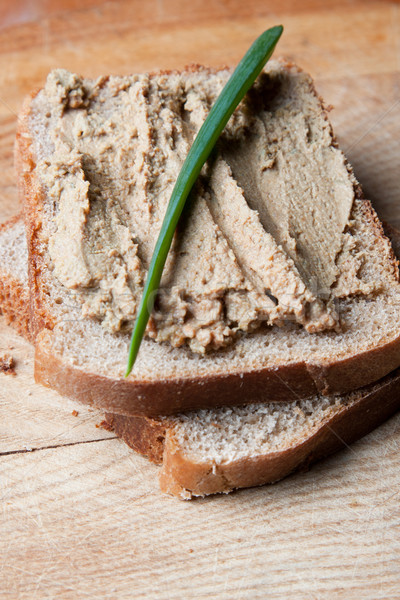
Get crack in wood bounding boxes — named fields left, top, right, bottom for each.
left=0, top=435, right=118, bottom=457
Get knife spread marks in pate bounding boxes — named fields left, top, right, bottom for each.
left=30, top=62, right=374, bottom=354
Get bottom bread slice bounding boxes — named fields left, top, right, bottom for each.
left=1, top=216, right=400, bottom=498
left=105, top=371, right=400, bottom=498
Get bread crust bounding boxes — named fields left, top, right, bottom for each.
left=16, top=65, right=400, bottom=417
left=14, top=91, right=54, bottom=342
left=0, top=269, right=31, bottom=340
left=104, top=413, right=166, bottom=464
left=0, top=216, right=32, bottom=341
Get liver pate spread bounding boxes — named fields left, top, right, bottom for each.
left=31, top=62, right=374, bottom=354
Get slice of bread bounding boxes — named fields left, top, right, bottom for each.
left=106, top=370, right=400, bottom=498
left=16, top=60, right=400, bottom=416
left=1, top=216, right=400, bottom=498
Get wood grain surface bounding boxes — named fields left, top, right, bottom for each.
left=1, top=1, right=400, bottom=598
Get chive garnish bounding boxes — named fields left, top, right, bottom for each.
left=125, top=25, right=283, bottom=376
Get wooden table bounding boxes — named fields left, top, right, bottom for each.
left=1, top=1, right=400, bottom=598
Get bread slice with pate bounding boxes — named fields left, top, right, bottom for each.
left=1, top=215, right=400, bottom=498
left=16, top=60, right=400, bottom=416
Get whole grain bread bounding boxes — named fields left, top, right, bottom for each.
left=1, top=215, right=400, bottom=498
left=16, top=60, right=400, bottom=416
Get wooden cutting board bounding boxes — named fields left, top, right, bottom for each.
left=1, top=2, right=400, bottom=598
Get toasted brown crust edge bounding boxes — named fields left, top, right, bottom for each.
left=104, top=413, right=166, bottom=464
left=14, top=90, right=54, bottom=342
left=0, top=271, right=31, bottom=340
left=16, top=64, right=400, bottom=417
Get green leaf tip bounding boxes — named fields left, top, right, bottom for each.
left=125, top=25, right=283, bottom=377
